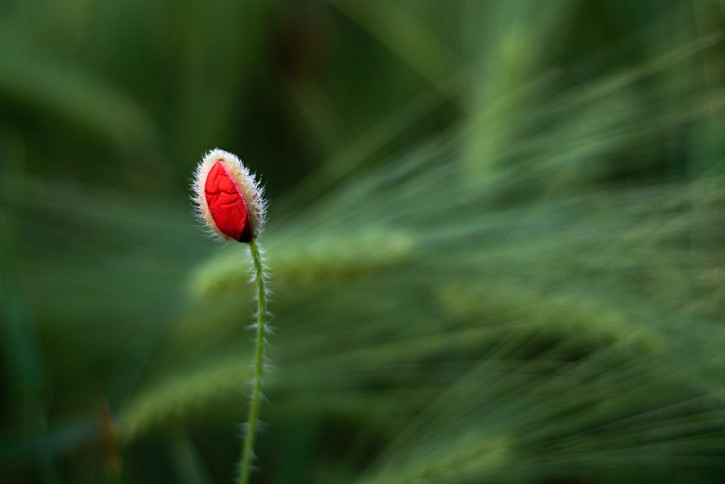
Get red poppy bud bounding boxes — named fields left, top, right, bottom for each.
left=193, top=149, right=266, bottom=242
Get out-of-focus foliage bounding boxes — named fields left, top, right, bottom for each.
left=1, top=1, right=724, bottom=483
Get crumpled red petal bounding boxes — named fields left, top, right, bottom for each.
left=204, top=160, right=253, bottom=242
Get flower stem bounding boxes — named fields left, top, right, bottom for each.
left=239, top=240, right=267, bottom=484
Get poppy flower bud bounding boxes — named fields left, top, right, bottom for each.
left=193, top=148, right=266, bottom=243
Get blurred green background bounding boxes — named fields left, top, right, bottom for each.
left=1, top=1, right=724, bottom=483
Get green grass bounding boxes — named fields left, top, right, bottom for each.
left=1, top=1, right=724, bottom=483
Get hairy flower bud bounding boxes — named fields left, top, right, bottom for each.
left=193, top=148, right=266, bottom=243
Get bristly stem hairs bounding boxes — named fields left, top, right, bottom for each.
left=193, top=148, right=269, bottom=484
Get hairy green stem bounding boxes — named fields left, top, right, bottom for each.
left=239, top=240, right=267, bottom=484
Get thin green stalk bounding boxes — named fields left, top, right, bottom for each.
left=239, top=240, right=267, bottom=484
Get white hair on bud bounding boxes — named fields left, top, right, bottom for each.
left=191, top=148, right=267, bottom=241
